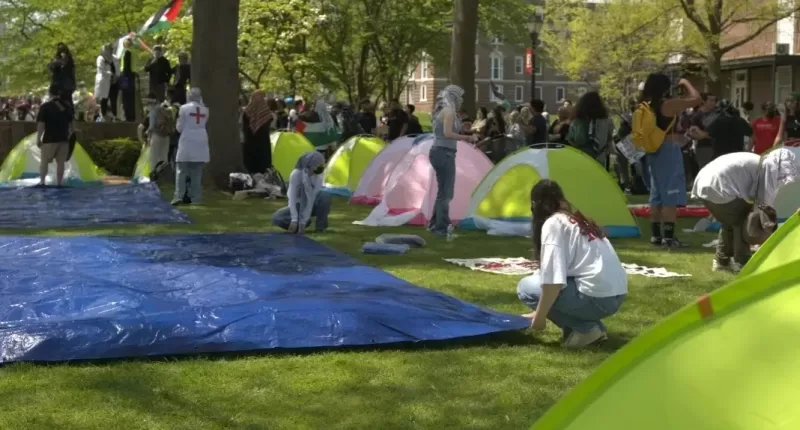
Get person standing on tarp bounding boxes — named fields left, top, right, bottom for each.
left=36, top=84, right=74, bottom=187
left=118, top=37, right=138, bottom=122
left=144, top=46, right=172, bottom=103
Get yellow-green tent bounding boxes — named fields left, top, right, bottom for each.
left=0, top=134, right=101, bottom=186
left=271, top=131, right=316, bottom=180
left=322, top=135, right=385, bottom=196
left=131, top=144, right=153, bottom=184
left=459, top=146, right=639, bottom=237
left=533, top=214, right=800, bottom=430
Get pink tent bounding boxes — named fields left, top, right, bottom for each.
left=354, top=136, right=493, bottom=227
left=350, top=135, right=422, bottom=206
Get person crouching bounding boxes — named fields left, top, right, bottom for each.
left=517, top=179, right=628, bottom=349
left=172, top=88, right=209, bottom=205
left=272, top=151, right=332, bottom=234
left=691, top=149, right=797, bottom=272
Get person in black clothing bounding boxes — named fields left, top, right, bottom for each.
left=241, top=91, right=275, bottom=174
left=48, top=43, right=76, bottom=112
left=118, top=38, right=138, bottom=122
left=275, top=99, right=290, bottom=129
left=36, top=84, right=74, bottom=187
left=357, top=99, right=377, bottom=135
left=337, top=104, right=364, bottom=142
left=144, top=46, right=172, bottom=102
left=688, top=92, right=717, bottom=168
left=693, top=99, right=753, bottom=158
left=172, top=52, right=191, bottom=105
left=405, top=104, right=424, bottom=135
left=782, top=93, right=800, bottom=140
left=385, top=99, right=408, bottom=141
left=527, top=99, right=549, bottom=146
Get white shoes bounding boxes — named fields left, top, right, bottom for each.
left=561, top=327, right=607, bottom=349
left=712, top=260, right=742, bottom=273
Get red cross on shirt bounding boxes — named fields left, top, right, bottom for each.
left=189, top=107, right=206, bottom=125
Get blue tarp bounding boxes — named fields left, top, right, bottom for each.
left=0, top=183, right=191, bottom=230
left=0, top=233, right=528, bottom=362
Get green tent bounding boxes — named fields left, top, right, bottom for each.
left=321, top=135, right=385, bottom=196
left=533, top=214, right=800, bottom=430
left=271, top=131, right=316, bottom=180
left=0, top=134, right=101, bottom=186
left=131, top=144, right=153, bottom=184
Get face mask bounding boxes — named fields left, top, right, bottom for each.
left=314, top=166, right=324, bottom=175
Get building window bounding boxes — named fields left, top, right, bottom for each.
left=515, top=85, right=524, bottom=102
left=515, top=56, right=524, bottom=74
left=556, top=87, right=565, bottom=103
left=535, top=61, right=543, bottom=76
left=420, top=85, right=428, bottom=102
left=534, top=86, right=542, bottom=100
left=490, top=54, right=504, bottom=80
left=475, top=55, right=479, bottom=73
left=490, top=84, right=504, bottom=102
left=475, top=84, right=480, bottom=102
left=776, top=66, right=792, bottom=103
left=421, top=58, right=429, bottom=79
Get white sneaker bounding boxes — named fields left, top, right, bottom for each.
left=561, top=327, right=607, bottom=349
left=712, top=260, right=731, bottom=272
left=729, top=261, right=743, bottom=273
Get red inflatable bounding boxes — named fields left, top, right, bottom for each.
left=628, top=205, right=710, bottom=218
left=784, top=139, right=800, bottom=148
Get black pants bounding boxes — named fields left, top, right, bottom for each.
left=100, top=98, right=109, bottom=117
left=150, top=82, right=167, bottom=103
left=59, top=90, right=74, bottom=117
left=109, top=82, right=119, bottom=117
left=173, top=86, right=187, bottom=105
left=121, top=87, right=136, bottom=122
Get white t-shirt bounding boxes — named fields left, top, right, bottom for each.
left=691, top=152, right=760, bottom=204
left=538, top=213, right=628, bottom=298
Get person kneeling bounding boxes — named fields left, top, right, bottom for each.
left=691, top=149, right=796, bottom=272
left=272, top=152, right=332, bottom=233
left=517, top=179, right=628, bottom=349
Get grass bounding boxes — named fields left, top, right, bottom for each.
left=0, top=187, right=733, bottom=429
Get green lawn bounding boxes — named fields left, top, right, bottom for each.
left=0, top=188, right=732, bottom=429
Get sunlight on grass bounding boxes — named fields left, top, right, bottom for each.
left=0, top=185, right=733, bottom=429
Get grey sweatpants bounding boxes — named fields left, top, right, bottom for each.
left=703, top=198, right=752, bottom=265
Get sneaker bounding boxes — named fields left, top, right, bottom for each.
left=650, top=236, right=663, bottom=246
left=170, top=199, right=183, bottom=206
left=712, top=259, right=732, bottom=272
left=561, top=327, right=607, bottom=349
left=662, top=238, right=689, bottom=249
left=729, top=261, right=743, bottom=273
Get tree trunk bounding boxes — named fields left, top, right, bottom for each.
left=449, top=0, right=479, bottom=115
left=193, top=0, right=242, bottom=188
left=705, top=46, right=723, bottom=97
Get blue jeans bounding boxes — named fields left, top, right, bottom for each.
left=517, top=273, right=626, bottom=335
left=647, top=141, right=686, bottom=207
left=429, top=146, right=456, bottom=234
left=174, top=162, right=204, bottom=203
left=272, top=192, right=332, bottom=232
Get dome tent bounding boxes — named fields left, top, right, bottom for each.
left=131, top=144, right=154, bottom=184
left=322, top=135, right=386, bottom=197
left=270, top=131, right=316, bottom=180
left=355, top=135, right=493, bottom=227
left=772, top=147, right=800, bottom=221
left=458, top=145, right=640, bottom=238
left=350, top=134, right=430, bottom=206
left=0, top=134, right=101, bottom=187
left=533, top=214, right=800, bottom=430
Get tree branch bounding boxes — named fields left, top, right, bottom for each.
left=721, top=7, right=800, bottom=54
left=679, top=0, right=710, bottom=34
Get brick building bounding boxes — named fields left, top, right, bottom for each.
left=403, top=33, right=588, bottom=115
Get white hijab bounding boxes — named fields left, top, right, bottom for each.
left=314, top=98, right=335, bottom=131
left=294, top=151, right=326, bottom=218
left=188, top=87, right=204, bottom=106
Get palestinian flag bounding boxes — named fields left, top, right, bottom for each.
left=139, top=0, right=184, bottom=35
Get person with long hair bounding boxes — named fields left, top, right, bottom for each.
left=173, top=88, right=209, bottom=205
left=640, top=74, right=702, bottom=247
left=517, top=179, right=627, bottom=348
left=48, top=43, right=76, bottom=112
left=566, top=91, right=613, bottom=167
left=242, top=90, right=275, bottom=174
left=429, top=85, right=478, bottom=237
left=751, top=102, right=782, bottom=155
left=272, top=151, right=332, bottom=234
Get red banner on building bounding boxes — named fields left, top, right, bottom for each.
left=525, top=48, right=533, bottom=74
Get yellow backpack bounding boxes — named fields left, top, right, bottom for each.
left=631, top=102, right=675, bottom=153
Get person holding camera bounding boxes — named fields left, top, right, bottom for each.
left=48, top=43, right=76, bottom=112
